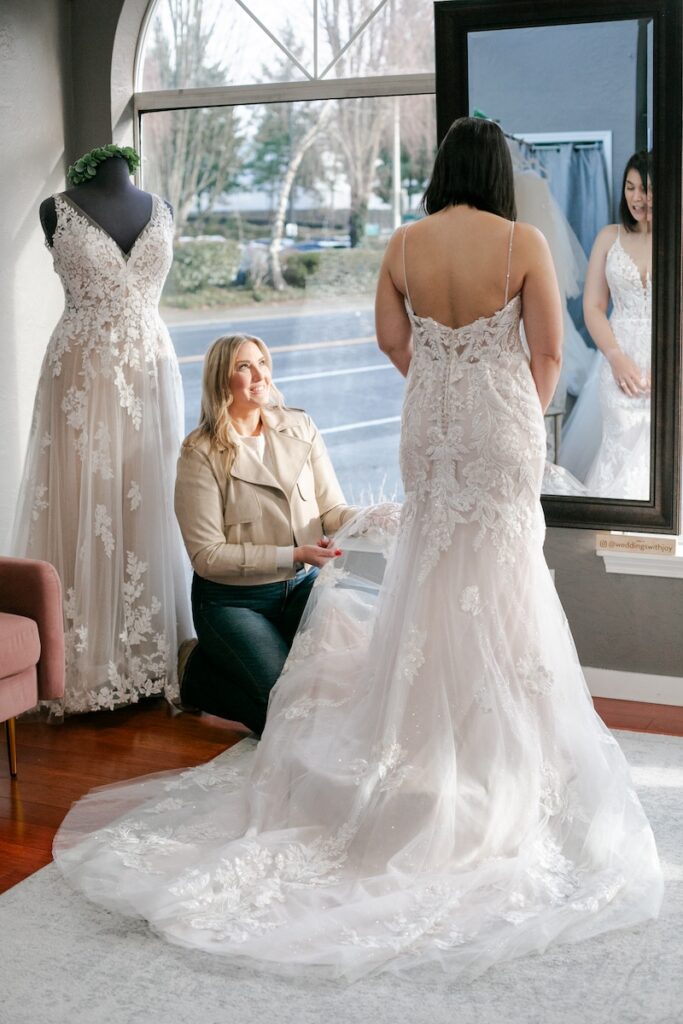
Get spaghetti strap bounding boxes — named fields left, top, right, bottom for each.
left=402, top=225, right=413, bottom=311
left=504, top=220, right=515, bottom=306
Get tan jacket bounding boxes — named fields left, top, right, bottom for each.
left=174, top=405, right=356, bottom=585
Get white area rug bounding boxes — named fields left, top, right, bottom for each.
left=2, top=730, right=682, bottom=1024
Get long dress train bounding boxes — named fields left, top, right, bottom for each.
left=53, top=229, right=662, bottom=981
left=11, top=193, right=192, bottom=714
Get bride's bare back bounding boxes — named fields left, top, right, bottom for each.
left=398, top=206, right=521, bottom=328
left=375, top=204, right=563, bottom=409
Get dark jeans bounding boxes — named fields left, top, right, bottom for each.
left=181, top=568, right=318, bottom=734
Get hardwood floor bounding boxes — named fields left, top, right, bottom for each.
left=1, top=696, right=681, bottom=896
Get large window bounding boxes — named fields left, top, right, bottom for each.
left=136, top=0, right=437, bottom=501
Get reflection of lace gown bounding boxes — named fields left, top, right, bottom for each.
left=54, top=237, right=661, bottom=981
left=583, top=230, right=652, bottom=498
left=11, top=194, right=191, bottom=714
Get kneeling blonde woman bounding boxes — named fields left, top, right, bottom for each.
left=174, top=333, right=356, bottom=733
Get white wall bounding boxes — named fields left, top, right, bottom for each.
left=0, top=1, right=67, bottom=549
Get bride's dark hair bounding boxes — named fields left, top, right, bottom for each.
left=422, top=116, right=516, bottom=220
left=619, top=150, right=650, bottom=232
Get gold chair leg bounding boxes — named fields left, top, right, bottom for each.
left=5, top=718, right=17, bottom=778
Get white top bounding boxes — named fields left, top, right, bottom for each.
left=240, top=433, right=294, bottom=570
left=240, top=433, right=266, bottom=460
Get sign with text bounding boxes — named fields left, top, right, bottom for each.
left=595, top=532, right=678, bottom=556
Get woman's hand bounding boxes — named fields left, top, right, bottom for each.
left=606, top=349, right=650, bottom=397
left=294, top=537, right=343, bottom=568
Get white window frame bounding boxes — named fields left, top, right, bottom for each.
left=132, top=0, right=437, bottom=161
left=133, top=73, right=436, bottom=161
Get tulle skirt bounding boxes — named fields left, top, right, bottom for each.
left=11, top=316, right=192, bottom=714
left=53, top=504, right=662, bottom=980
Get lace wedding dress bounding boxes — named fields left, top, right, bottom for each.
left=11, top=194, right=191, bottom=714
left=570, top=228, right=651, bottom=497
left=54, top=227, right=661, bottom=981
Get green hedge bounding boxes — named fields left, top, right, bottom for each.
left=305, top=247, right=383, bottom=297
left=281, top=251, right=320, bottom=288
left=162, top=239, right=385, bottom=307
left=164, top=238, right=241, bottom=295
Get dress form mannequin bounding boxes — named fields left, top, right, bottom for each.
left=15, top=148, right=192, bottom=716
left=40, top=155, right=169, bottom=252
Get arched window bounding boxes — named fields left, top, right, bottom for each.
left=134, top=0, right=439, bottom=501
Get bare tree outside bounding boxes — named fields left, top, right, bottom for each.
left=267, top=103, right=334, bottom=289
left=142, top=0, right=243, bottom=230
left=320, top=0, right=392, bottom=246
left=320, top=0, right=433, bottom=245
left=375, top=94, right=436, bottom=214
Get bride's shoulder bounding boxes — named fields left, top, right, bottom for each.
left=586, top=223, right=619, bottom=257
left=595, top=223, right=619, bottom=243
left=512, top=220, right=552, bottom=253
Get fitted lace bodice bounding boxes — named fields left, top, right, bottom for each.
left=400, top=289, right=546, bottom=580
left=606, top=231, right=651, bottom=325
left=405, top=292, right=524, bottom=363
left=52, top=194, right=173, bottom=332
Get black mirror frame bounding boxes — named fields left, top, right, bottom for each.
left=434, top=0, right=681, bottom=532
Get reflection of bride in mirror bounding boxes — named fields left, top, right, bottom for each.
left=580, top=151, right=652, bottom=498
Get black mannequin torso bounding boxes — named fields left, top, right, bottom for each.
left=40, top=155, right=172, bottom=253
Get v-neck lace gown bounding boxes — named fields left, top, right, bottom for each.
left=11, top=193, right=191, bottom=714
left=53, top=276, right=662, bottom=980
left=584, top=233, right=652, bottom=498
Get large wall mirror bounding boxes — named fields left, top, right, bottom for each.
left=434, top=0, right=681, bottom=531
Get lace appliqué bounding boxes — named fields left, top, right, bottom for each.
left=314, top=561, right=350, bottom=590
left=283, top=695, right=350, bottom=720
left=569, top=872, right=626, bottom=913
left=395, top=627, right=426, bottom=686
left=540, top=762, right=565, bottom=817
left=342, top=882, right=465, bottom=955
left=348, top=502, right=403, bottom=556
left=94, top=504, right=115, bottom=558
left=350, top=735, right=413, bottom=793
left=516, top=651, right=554, bottom=696
left=400, top=297, right=547, bottom=584
left=60, top=553, right=171, bottom=713
left=127, top=480, right=142, bottom=510
left=99, top=819, right=226, bottom=875
left=164, top=746, right=254, bottom=793
left=281, top=628, right=316, bottom=673
left=31, top=484, right=49, bottom=522
left=460, top=585, right=482, bottom=616
left=171, top=824, right=356, bottom=941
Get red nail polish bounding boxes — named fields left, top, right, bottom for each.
left=335, top=549, right=342, bottom=556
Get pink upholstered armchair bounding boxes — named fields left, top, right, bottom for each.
left=0, top=557, right=65, bottom=777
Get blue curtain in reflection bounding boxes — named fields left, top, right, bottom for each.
left=523, top=142, right=611, bottom=258
left=519, top=141, right=611, bottom=347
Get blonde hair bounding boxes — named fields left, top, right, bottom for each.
left=197, top=334, right=284, bottom=466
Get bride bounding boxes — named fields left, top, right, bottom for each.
left=53, top=117, right=662, bottom=982
left=582, top=150, right=652, bottom=498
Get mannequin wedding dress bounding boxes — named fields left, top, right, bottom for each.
left=54, top=215, right=661, bottom=981
left=11, top=155, right=191, bottom=714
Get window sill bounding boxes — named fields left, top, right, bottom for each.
left=596, top=540, right=683, bottom=578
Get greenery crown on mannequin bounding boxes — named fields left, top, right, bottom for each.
left=67, top=144, right=140, bottom=185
